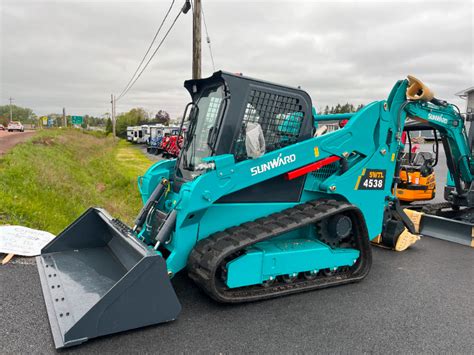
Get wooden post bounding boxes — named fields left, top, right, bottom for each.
left=192, top=0, right=202, bottom=79
left=111, top=94, right=116, bottom=140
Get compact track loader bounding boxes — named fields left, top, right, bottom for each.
left=37, top=72, right=470, bottom=348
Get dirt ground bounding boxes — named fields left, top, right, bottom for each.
left=0, top=130, right=36, bottom=155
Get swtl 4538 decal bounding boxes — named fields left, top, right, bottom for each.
left=355, top=169, right=386, bottom=190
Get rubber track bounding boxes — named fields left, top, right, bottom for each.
left=421, top=202, right=454, bottom=214
left=420, top=202, right=474, bottom=223
left=187, top=199, right=372, bottom=303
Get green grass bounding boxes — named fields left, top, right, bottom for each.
left=0, top=129, right=153, bottom=234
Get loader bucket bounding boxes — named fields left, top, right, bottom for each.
left=36, top=208, right=181, bottom=349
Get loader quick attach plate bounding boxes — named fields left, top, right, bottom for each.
left=36, top=208, right=181, bottom=349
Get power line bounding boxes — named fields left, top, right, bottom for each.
left=117, top=0, right=176, bottom=101
left=117, top=9, right=182, bottom=100
left=117, top=2, right=190, bottom=101
left=200, top=1, right=215, bottom=72
left=116, top=7, right=184, bottom=101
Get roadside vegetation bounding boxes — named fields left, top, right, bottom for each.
left=0, top=129, right=153, bottom=234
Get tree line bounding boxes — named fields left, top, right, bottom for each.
left=320, top=103, right=365, bottom=115
left=0, top=104, right=171, bottom=135
left=0, top=105, right=35, bottom=125
left=0, top=105, right=105, bottom=128
left=1, top=101, right=364, bottom=135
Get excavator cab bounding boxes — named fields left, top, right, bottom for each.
left=397, top=151, right=436, bottom=202
left=396, top=126, right=438, bottom=203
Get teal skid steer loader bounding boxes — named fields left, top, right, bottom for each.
left=36, top=72, right=470, bottom=348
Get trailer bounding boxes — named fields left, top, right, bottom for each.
left=147, top=124, right=166, bottom=153
left=138, top=125, right=150, bottom=144
left=126, top=126, right=136, bottom=142
left=129, top=126, right=147, bottom=144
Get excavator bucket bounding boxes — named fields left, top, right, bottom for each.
left=36, top=208, right=181, bottom=349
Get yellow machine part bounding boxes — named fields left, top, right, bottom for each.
left=371, top=229, right=420, bottom=251
left=396, top=168, right=436, bottom=202
left=393, top=229, right=421, bottom=251
left=371, top=208, right=423, bottom=251
left=403, top=208, right=424, bottom=233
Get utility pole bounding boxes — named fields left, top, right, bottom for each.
left=192, top=0, right=202, bottom=79
left=113, top=95, right=116, bottom=139
left=63, top=107, right=67, bottom=127
left=8, top=97, right=14, bottom=123
left=111, top=94, right=116, bottom=140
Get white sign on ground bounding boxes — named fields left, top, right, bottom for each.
left=0, top=226, right=55, bottom=256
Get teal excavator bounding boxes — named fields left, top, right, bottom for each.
left=36, top=73, right=472, bottom=348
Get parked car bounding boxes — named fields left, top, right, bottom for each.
left=0, top=124, right=5, bottom=131
left=7, top=121, right=24, bottom=132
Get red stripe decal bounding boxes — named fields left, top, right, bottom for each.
left=285, top=156, right=341, bottom=180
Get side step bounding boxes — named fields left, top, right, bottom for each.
left=36, top=208, right=181, bottom=348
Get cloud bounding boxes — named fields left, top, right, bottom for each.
left=0, top=0, right=472, bottom=117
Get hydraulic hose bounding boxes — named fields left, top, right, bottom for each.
left=392, top=100, right=411, bottom=195
left=133, top=179, right=167, bottom=231
left=153, top=210, right=177, bottom=250
left=430, top=97, right=448, bottom=107
left=396, top=100, right=410, bottom=142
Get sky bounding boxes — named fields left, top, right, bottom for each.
left=0, top=0, right=472, bottom=118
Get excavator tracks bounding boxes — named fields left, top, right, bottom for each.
left=187, top=199, right=372, bottom=303
left=420, top=202, right=474, bottom=222
left=421, top=202, right=455, bottom=215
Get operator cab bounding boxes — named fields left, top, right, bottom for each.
left=396, top=123, right=439, bottom=202
left=175, top=71, right=314, bottom=185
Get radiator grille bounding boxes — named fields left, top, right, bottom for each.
left=311, top=161, right=340, bottom=180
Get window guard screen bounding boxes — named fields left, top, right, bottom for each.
left=233, top=89, right=304, bottom=161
